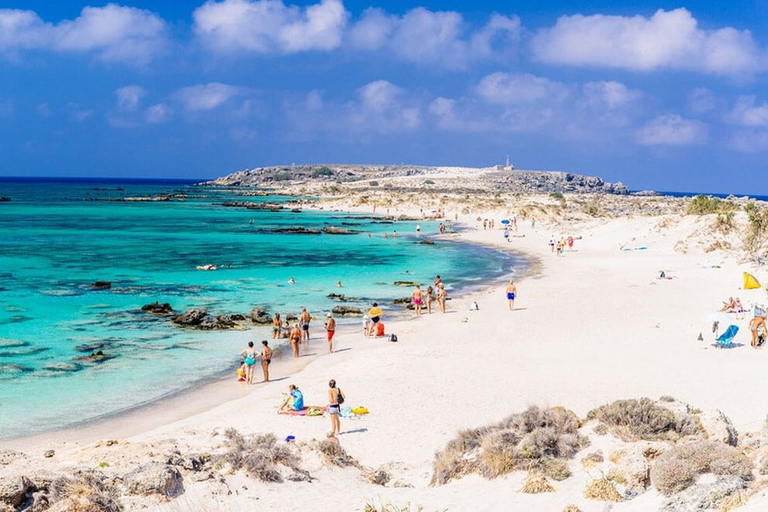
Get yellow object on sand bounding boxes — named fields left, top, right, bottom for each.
left=744, top=272, right=761, bottom=289
left=351, top=406, right=369, bottom=415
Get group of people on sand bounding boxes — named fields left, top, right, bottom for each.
left=720, top=297, right=745, bottom=313
left=411, top=275, right=448, bottom=316
left=269, top=307, right=337, bottom=358
left=715, top=296, right=768, bottom=349
left=548, top=236, right=574, bottom=255
left=276, top=380, right=346, bottom=438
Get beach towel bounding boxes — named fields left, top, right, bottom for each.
left=278, top=406, right=327, bottom=416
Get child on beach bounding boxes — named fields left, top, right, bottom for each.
left=236, top=362, right=246, bottom=382
left=362, top=315, right=369, bottom=337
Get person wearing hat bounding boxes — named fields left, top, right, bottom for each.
left=324, top=313, right=336, bottom=353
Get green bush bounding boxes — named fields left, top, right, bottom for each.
left=424, top=179, right=435, bottom=185
left=369, top=181, right=379, bottom=187
left=686, top=195, right=737, bottom=215
left=312, top=167, right=334, bottom=177
left=550, top=192, right=564, bottom=200
left=743, top=203, right=768, bottom=258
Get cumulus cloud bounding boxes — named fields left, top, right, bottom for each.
left=728, top=96, right=768, bottom=127
left=729, top=130, right=768, bottom=152
left=348, top=8, right=520, bottom=68
left=176, top=83, right=241, bottom=111
left=637, top=114, right=708, bottom=145
left=353, top=80, right=420, bottom=130
left=532, top=8, right=766, bottom=76
left=0, top=4, right=166, bottom=64
left=193, top=0, right=348, bottom=54
left=476, top=72, right=568, bottom=105
left=688, top=88, right=718, bottom=115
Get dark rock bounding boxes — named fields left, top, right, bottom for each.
left=392, top=297, right=412, bottom=305
left=322, top=226, right=358, bottom=234
left=91, top=281, right=112, bottom=290
left=660, top=475, right=746, bottom=511
left=418, top=240, right=435, bottom=245
left=171, top=308, right=208, bottom=327
left=43, top=450, right=54, bottom=458
left=141, top=302, right=174, bottom=315
left=267, top=227, right=321, bottom=235
left=250, top=307, right=272, bottom=325
left=332, top=306, right=362, bottom=316
left=393, top=281, right=419, bottom=287
left=123, top=461, right=184, bottom=498
left=74, top=350, right=116, bottom=363
left=286, top=313, right=298, bottom=322
left=0, top=197, right=10, bottom=202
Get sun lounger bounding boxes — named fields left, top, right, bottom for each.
left=716, top=325, right=739, bottom=348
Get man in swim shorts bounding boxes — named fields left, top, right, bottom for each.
left=325, top=313, right=336, bottom=353
left=299, top=307, right=311, bottom=343
left=750, top=315, right=767, bottom=348
left=506, top=280, right=517, bottom=311
left=412, top=285, right=423, bottom=316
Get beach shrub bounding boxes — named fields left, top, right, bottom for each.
left=424, top=179, right=435, bottom=185
left=650, top=440, right=753, bottom=495
left=587, top=398, right=698, bottom=442
left=317, top=440, right=359, bottom=468
left=583, top=478, right=622, bottom=501
left=550, top=192, right=564, bottom=200
left=520, top=471, right=556, bottom=493
left=431, top=406, right=588, bottom=485
left=369, top=181, right=379, bottom=187
left=743, top=203, right=768, bottom=259
left=222, top=429, right=300, bottom=482
left=363, top=500, right=423, bottom=512
left=312, top=167, right=334, bottom=177
left=49, top=471, right=122, bottom=512
left=685, top=195, right=737, bottom=215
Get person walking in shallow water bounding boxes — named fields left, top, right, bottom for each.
left=506, top=280, right=517, bottom=310
left=328, top=379, right=345, bottom=437
left=240, top=341, right=258, bottom=384
left=299, top=307, right=311, bottom=343
left=412, top=285, right=423, bottom=316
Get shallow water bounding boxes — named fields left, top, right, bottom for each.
left=0, top=178, right=524, bottom=439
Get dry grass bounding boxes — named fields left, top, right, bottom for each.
left=520, top=471, right=555, bottom=494
left=651, top=440, right=753, bottom=495
left=48, top=471, right=122, bottom=512
left=222, top=429, right=301, bottom=482
left=317, top=440, right=360, bottom=468
left=587, top=398, right=698, bottom=442
left=562, top=505, right=581, bottom=512
left=583, top=478, right=622, bottom=502
left=431, top=406, right=588, bottom=485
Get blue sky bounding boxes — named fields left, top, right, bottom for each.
left=1, top=1, right=768, bottom=194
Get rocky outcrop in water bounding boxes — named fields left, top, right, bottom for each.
left=250, top=307, right=272, bottom=325
left=331, top=306, right=362, bottom=316
left=171, top=309, right=246, bottom=330
left=141, top=302, right=174, bottom=315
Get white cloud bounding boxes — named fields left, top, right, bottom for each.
left=145, top=103, right=172, bottom=123
left=115, top=86, right=145, bottom=112
left=476, top=72, right=568, bottom=105
left=354, top=80, right=420, bottom=129
left=193, top=0, right=348, bottom=54
left=176, top=83, right=241, bottom=111
left=348, top=8, right=519, bottom=68
left=637, top=114, right=708, bottom=145
left=728, top=96, right=768, bottom=127
left=582, top=81, right=641, bottom=109
left=729, top=130, right=768, bottom=152
left=532, top=8, right=766, bottom=76
left=0, top=5, right=166, bottom=64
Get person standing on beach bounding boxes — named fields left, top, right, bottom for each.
left=433, top=275, right=442, bottom=289
left=299, top=307, right=311, bottom=343
left=272, top=313, right=281, bottom=340
left=750, top=315, right=767, bottom=348
left=425, top=286, right=434, bottom=314
left=240, top=341, right=258, bottom=384
left=412, top=285, right=423, bottom=316
left=261, top=340, right=273, bottom=382
left=506, top=281, right=517, bottom=311
left=362, top=314, right=369, bottom=337
left=367, top=303, right=383, bottom=336
left=437, top=284, right=448, bottom=313
left=289, top=323, right=301, bottom=358
left=328, top=379, right=345, bottom=437
left=503, top=227, right=509, bottom=241
left=325, top=313, right=336, bottom=353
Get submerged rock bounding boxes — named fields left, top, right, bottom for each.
left=322, top=226, right=358, bottom=234
left=393, top=281, right=419, bottom=287
left=91, top=281, right=112, bottom=290
left=172, top=309, right=246, bottom=330
left=141, top=302, right=174, bottom=315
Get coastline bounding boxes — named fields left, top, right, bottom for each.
left=4, top=195, right=768, bottom=510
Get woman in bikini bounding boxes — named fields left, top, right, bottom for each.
left=289, top=323, right=301, bottom=358
left=328, top=379, right=345, bottom=437
left=437, top=283, right=448, bottom=313
left=239, top=341, right=258, bottom=384
left=272, top=313, right=281, bottom=340
left=261, top=340, right=273, bottom=381
left=425, top=286, right=434, bottom=314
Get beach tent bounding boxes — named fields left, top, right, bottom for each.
left=744, top=272, right=761, bottom=289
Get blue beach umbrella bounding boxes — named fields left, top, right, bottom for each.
left=501, top=219, right=510, bottom=224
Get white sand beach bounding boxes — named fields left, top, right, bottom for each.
left=3, top=193, right=768, bottom=511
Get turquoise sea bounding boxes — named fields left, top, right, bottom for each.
left=0, top=178, right=524, bottom=440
